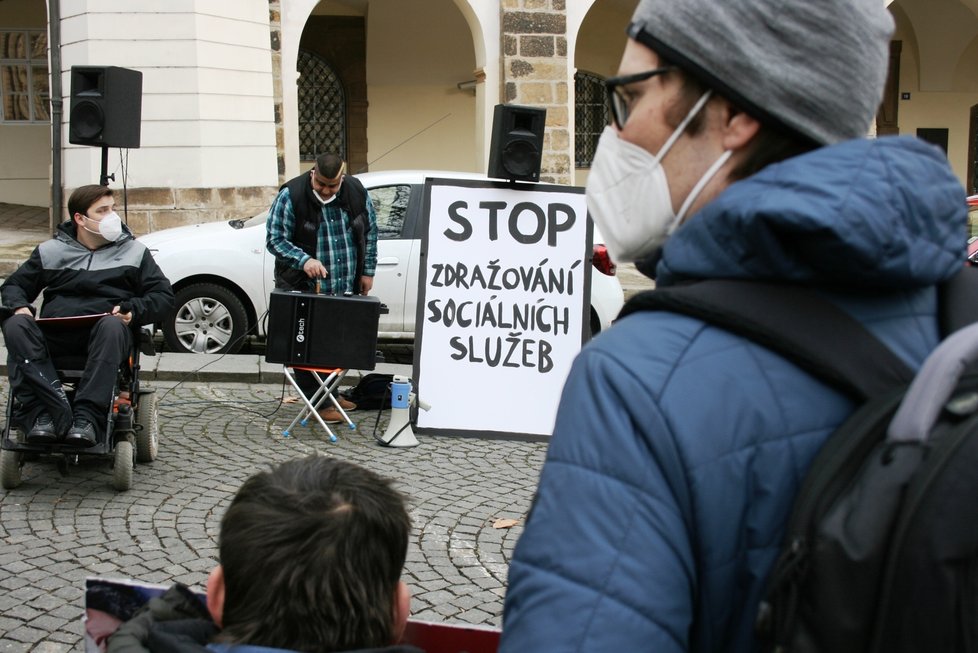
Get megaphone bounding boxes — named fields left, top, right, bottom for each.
left=378, top=375, right=428, bottom=447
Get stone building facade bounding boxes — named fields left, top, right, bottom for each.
left=1, top=0, right=975, bottom=231
left=502, top=0, right=573, bottom=185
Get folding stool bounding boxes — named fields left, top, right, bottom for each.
left=281, top=365, right=356, bottom=442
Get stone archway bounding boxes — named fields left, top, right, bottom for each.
left=298, top=14, right=368, bottom=174
left=275, top=0, right=480, bottom=178
left=888, top=0, right=978, bottom=189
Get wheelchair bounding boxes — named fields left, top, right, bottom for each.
left=0, top=324, right=159, bottom=491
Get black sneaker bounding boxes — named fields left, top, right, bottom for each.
left=27, top=413, right=58, bottom=444
left=65, top=419, right=97, bottom=448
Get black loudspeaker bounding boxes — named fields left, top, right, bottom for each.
left=69, top=66, right=143, bottom=148
left=265, top=290, right=381, bottom=370
left=488, top=104, right=546, bottom=182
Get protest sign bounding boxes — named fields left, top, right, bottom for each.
left=414, top=179, right=591, bottom=439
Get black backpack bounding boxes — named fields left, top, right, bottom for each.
left=619, top=271, right=978, bottom=653
left=340, top=373, right=393, bottom=411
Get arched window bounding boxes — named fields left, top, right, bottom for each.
left=0, top=30, right=49, bottom=123
left=297, top=50, right=346, bottom=161
left=574, top=71, right=609, bottom=168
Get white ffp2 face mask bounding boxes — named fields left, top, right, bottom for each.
left=313, top=189, right=338, bottom=205
left=83, top=211, right=123, bottom=242
left=585, top=91, right=731, bottom=263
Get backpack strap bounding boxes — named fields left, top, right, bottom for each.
left=618, top=280, right=914, bottom=401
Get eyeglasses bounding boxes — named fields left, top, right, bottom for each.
left=604, top=66, right=676, bottom=129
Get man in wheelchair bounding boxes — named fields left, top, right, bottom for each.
left=0, top=184, right=173, bottom=448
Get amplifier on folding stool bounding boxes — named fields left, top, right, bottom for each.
left=265, top=290, right=381, bottom=370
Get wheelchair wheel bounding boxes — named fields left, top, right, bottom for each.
left=135, top=390, right=159, bottom=463
left=112, top=441, right=134, bottom=491
left=1, top=447, right=23, bottom=490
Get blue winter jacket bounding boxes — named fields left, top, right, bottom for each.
left=500, top=137, right=967, bottom=652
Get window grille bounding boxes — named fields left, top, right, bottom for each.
left=574, top=71, right=609, bottom=168
left=0, top=30, right=49, bottom=123
left=297, top=50, right=346, bottom=161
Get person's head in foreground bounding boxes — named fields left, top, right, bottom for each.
left=206, top=455, right=412, bottom=651
left=586, top=0, right=895, bottom=267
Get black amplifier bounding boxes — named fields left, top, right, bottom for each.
left=265, top=290, right=381, bottom=370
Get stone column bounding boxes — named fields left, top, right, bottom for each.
left=501, top=0, right=571, bottom=185
left=268, top=0, right=287, bottom=183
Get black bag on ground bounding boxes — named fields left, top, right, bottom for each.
left=340, top=373, right=393, bottom=411
left=619, top=271, right=978, bottom=653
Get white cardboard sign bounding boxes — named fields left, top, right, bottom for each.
left=414, top=179, right=592, bottom=439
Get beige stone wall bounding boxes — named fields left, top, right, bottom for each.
left=501, top=0, right=572, bottom=185
left=65, top=187, right=279, bottom=237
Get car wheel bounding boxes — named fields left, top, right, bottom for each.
left=164, top=283, right=248, bottom=354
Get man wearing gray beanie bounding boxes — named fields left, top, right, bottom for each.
left=502, top=0, right=969, bottom=652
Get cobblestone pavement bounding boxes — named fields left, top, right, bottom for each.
left=0, top=379, right=548, bottom=650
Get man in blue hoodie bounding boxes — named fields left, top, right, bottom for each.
left=501, top=1, right=967, bottom=652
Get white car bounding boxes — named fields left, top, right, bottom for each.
left=138, top=170, right=625, bottom=354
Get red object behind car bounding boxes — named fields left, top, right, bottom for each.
left=969, top=196, right=978, bottom=266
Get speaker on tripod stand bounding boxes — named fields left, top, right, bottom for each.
left=69, top=66, right=142, bottom=148
left=69, top=66, right=143, bottom=186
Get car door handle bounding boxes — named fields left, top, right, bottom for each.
left=377, top=257, right=400, bottom=265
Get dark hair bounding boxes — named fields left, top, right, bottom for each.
left=314, top=153, right=346, bottom=179
left=67, top=184, right=113, bottom=220
left=665, top=68, right=817, bottom=182
left=215, top=456, right=411, bottom=652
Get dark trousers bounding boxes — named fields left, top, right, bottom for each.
left=294, top=369, right=322, bottom=403
left=3, top=314, right=131, bottom=433
left=273, top=278, right=325, bottom=403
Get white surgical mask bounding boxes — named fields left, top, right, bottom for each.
left=313, top=189, right=338, bottom=205
left=311, top=170, right=341, bottom=205
left=586, top=90, right=732, bottom=263
left=83, top=211, right=123, bottom=242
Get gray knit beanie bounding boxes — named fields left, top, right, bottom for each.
left=629, top=0, right=895, bottom=145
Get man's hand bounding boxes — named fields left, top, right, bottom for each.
left=303, top=258, right=329, bottom=279
left=111, top=305, right=133, bottom=326
left=359, top=276, right=374, bottom=295
left=13, top=307, right=33, bottom=318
